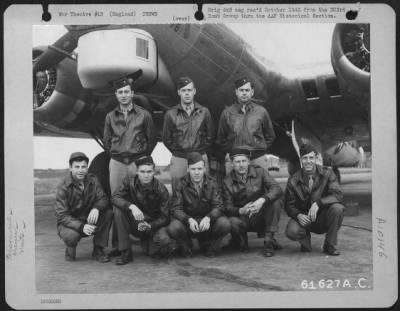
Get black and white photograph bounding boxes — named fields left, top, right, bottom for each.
left=4, top=3, right=397, bottom=309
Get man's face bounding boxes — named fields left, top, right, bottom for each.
left=301, top=151, right=317, bottom=173
left=188, top=160, right=205, bottom=183
left=235, top=82, right=254, bottom=105
left=137, top=164, right=155, bottom=185
left=115, top=85, right=134, bottom=106
left=232, top=155, right=250, bottom=175
left=69, top=160, right=88, bottom=182
left=178, top=82, right=196, bottom=105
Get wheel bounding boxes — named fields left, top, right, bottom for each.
left=88, top=151, right=111, bottom=196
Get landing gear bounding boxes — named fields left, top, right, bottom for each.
left=88, top=151, right=111, bottom=196
left=332, top=166, right=341, bottom=184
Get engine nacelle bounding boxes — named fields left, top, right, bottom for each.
left=331, top=24, right=370, bottom=109
left=77, top=29, right=158, bottom=89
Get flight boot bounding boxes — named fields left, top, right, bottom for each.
left=65, top=246, right=76, bottom=261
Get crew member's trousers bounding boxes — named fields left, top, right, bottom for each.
left=113, top=207, right=172, bottom=256
left=167, top=216, right=230, bottom=252
left=57, top=209, right=113, bottom=248
left=109, top=158, right=137, bottom=249
left=285, top=203, right=344, bottom=247
left=229, top=199, right=282, bottom=241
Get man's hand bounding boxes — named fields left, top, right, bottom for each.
left=138, top=221, right=151, bottom=232
left=83, top=224, right=96, bottom=236
left=87, top=208, right=99, bottom=225
left=247, top=198, right=266, bottom=217
left=199, top=217, right=210, bottom=232
left=188, top=218, right=200, bottom=233
left=297, top=214, right=311, bottom=227
left=308, top=202, right=320, bottom=222
left=129, top=204, right=144, bottom=221
left=239, top=203, right=251, bottom=216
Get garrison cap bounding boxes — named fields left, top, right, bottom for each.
left=134, top=156, right=155, bottom=167
left=230, top=148, right=251, bottom=159
left=69, top=152, right=89, bottom=165
left=234, top=77, right=253, bottom=89
left=299, top=144, right=317, bottom=157
left=187, top=152, right=204, bottom=166
left=176, top=76, right=194, bottom=90
left=109, top=70, right=143, bottom=91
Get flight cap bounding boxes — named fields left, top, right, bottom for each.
left=299, top=144, right=317, bottom=157
left=230, top=148, right=251, bottom=159
left=134, top=156, right=155, bottom=167
left=234, top=77, right=253, bottom=89
left=109, top=70, right=143, bottom=91
left=69, top=152, right=89, bottom=165
left=176, top=76, right=194, bottom=90
left=187, top=152, right=204, bottom=166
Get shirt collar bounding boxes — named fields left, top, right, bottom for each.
left=297, top=165, right=323, bottom=184
left=231, top=165, right=257, bottom=183
left=177, top=101, right=201, bottom=113
left=180, top=102, right=194, bottom=111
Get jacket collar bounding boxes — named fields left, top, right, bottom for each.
left=114, top=103, right=137, bottom=115
left=134, top=175, right=157, bottom=190
left=233, top=100, right=255, bottom=113
left=65, top=173, right=87, bottom=187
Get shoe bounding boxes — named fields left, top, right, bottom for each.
left=298, top=237, right=312, bottom=252
left=205, top=247, right=217, bottom=258
left=108, top=248, right=121, bottom=257
left=323, top=242, right=340, bottom=256
left=140, top=239, right=150, bottom=254
left=300, top=245, right=312, bottom=252
left=239, top=234, right=249, bottom=252
left=92, top=246, right=110, bottom=263
left=223, top=239, right=241, bottom=251
left=271, top=238, right=283, bottom=250
left=179, top=241, right=193, bottom=258
left=182, top=248, right=193, bottom=258
left=65, top=246, right=76, bottom=261
left=198, top=240, right=211, bottom=253
left=115, top=249, right=133, bottom=265
left=263, top=240, right=274, bottom=257
left=156, top=244, right=176, bottom=259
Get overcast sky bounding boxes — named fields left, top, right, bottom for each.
left=33, top=23, right=335, bottom=169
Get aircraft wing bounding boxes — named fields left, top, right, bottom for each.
left=33, top=23, right=370, bottom=169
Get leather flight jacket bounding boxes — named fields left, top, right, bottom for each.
left=217, top=101, right=275, bottom=156
left=104, top=104, right=157, bottom=164
left=284, top=165, right=343, bottom=219
left=162, top=102, right=214, bottom=158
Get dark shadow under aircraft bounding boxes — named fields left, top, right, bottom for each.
left=33, top=23, right=370, bottom=189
